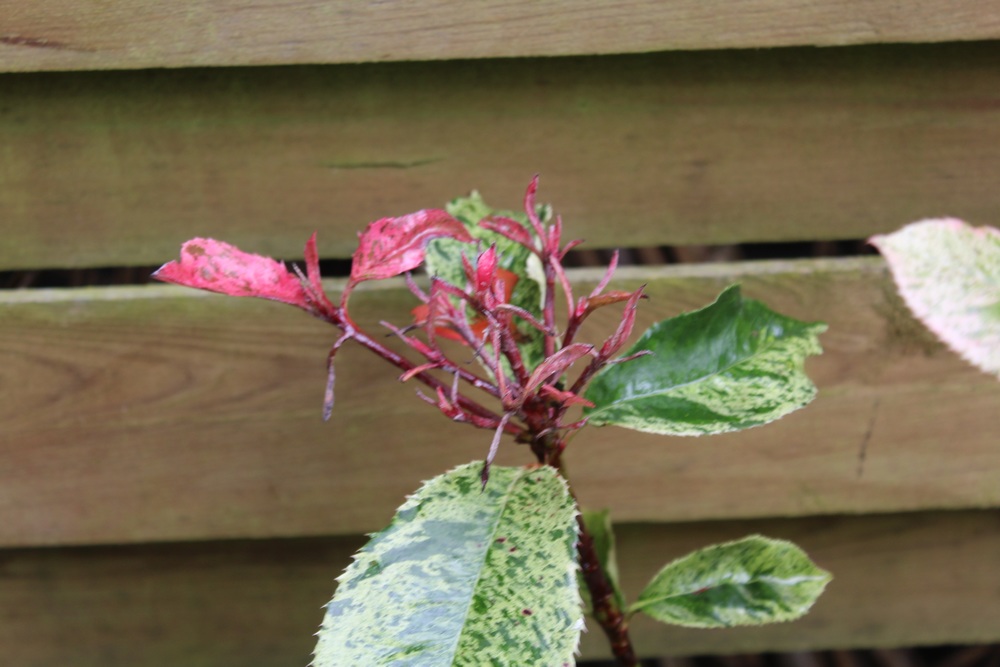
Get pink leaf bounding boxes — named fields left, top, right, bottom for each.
left=600, top=286, right=646, bottom=359
left=153, top=238, right=310, bottom=309
left=871, top=218, right=1000, bottom=377
left=524, top=343, right=595, bottom=395
left=349, top=209, right=473, bottom=286
left=479, top=215, right=535, bottom=249
left=475, top=245, right=499, bottom=298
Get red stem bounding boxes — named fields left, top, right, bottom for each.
left=575, top=514, right=639, bottom=666
left=341, top=314, right=518, bottom=434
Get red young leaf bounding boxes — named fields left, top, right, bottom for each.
left=479, top=215, right=536, bottom=249
left=153, top=238, right=310, bottom=309
left=475, top=245, right=499, bottom=297
left=349, top=209, right=473, bottom=286
left=524, top=343, right=595, bottom=395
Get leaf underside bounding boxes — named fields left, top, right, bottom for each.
left=583, top=285, right=826, bottom=436
left=313, top=462, right=582, bottom=667
left=871, top=218, right=1000, bottom=377
left=630, top=535, right=831, bottom=628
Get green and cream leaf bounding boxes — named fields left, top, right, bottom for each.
left=313, top=462, right=582, bottom=666
left=629, top=535, right=831, bottom=628
left=583, top=285, right=826, bottom=435
left=871, top=218, right=1000, bottom=377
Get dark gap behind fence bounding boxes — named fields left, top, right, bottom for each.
left=0, top=239, right=876, bottom=289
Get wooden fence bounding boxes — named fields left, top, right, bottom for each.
left=2, top=3, right=1000, bottom=664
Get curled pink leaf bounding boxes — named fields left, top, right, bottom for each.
left=523, top=174, right=545, bottom=238
left=475, top=245, right=499, bottom=298
left=599, top=286, right=646, bottom=359
left=479, top=215, right=535, bottom=250
left=349, top=209, right=473, bottom=286
left=524, top=343, right=595, bottom=396
left=153, top=238, right=310, bottom=309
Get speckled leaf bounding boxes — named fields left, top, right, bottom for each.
left=579, top=509, right=625, bottom=611
left=629, top=535, right=831, bottom=628
left=583, top=285, right=826, bottom=435
left=425, top=191, right=547, bottom=371
left=313, top=462, right=582, bottom=666
left=153, top=237, right=310, bottom=308
left=349, top=209, right=473, bottom=286
left=871, top=219, right=1000, bottom=377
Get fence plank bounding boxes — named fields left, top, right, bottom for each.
left=3, top=42, right=1000, bottom=270
left=2, top=258, right=999, bottom=548
left=3, top=0, right=999, bottom=73
left=3, top=511, right=999, bottom=664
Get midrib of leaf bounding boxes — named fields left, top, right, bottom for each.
left=446, top=468, right=522, bottom=662
left=633, top=571, right=828, bottom=608
left=588, top=333, right=787, bottom=417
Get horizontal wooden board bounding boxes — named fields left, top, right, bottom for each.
left=4, top=42, right=1000, bottom=270
left=4, top=510, right=1000, bottom=665
left=3, top=257, right=1000, bottom=548
left=2, top=1, right=1000, bottom=73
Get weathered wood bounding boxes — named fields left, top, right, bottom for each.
left=2, top=257, right=999, bottom=548
left=4, top=511, right=999, bottom=664
left=4, top=42, right=1000, bottom=270
left=2, top=0, right=999, bottom=73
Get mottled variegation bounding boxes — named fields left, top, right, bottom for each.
left=630, top=535, right=831, bottom=628
left=583, top=285, right=826, bottom=435
left=313, top=462, right=582, bottom=666
left=871, top=218, right=1000, bottom=378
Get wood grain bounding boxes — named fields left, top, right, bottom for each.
left=3, top=42, right=1000, bottom=270
left=2, top=1, right=999, bottom=72
left=3, top=258, right=999, bottom=548
left=4, top=511, right=999, bottom=664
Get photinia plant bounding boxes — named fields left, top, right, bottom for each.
left=155, top=177, right=831, bottom=666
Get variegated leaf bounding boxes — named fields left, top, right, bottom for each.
left=629, top=535, right=831, bottom=628
left=349, top=209, right=473, bottom=286
left=153, top=237, right=310, bottom=308
left=583, top=285, right=826, bottom=436
left=871, top=218, right=1000, bottom=377
left=313, top=462, right=582, bottom=666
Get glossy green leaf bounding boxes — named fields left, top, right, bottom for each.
left=583, top=285, right=826, bottom=435
left=425, top=191, right=548, bottom=371
left=313, top=462, right=582, bottom=666
left=579, top=509, right=625, bottom=611
left=871, top=218, right=1000, bottom=378
left=629, top=535, right=831, bottom=628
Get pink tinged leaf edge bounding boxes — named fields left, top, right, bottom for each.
left=870, top=218, right=1000, bottom=377
left=348, top=209, right=474, bottom=286
left=479, top=215, right=535, bottom=249
left=153, top=238, right=311, bottom=310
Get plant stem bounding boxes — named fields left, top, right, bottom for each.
left=575, top=514, right=639, bottom=666
left=552, top=452, right=638, bottom=666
